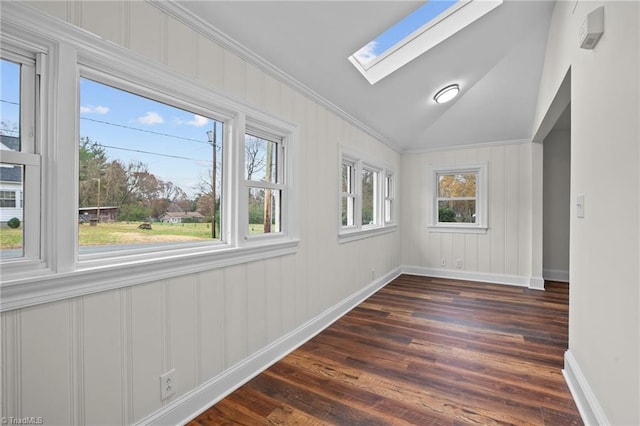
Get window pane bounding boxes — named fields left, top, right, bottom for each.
left=384, top=174, right=393, bottom=223
left=438, top=200, right=476, bottom=223
left=1, top=59, right=21, bottom=150
left=385, top=199, right=392, bottom=223
left=342, top=196, right=355, bottom=227
left=248, top=187, right=281, bottom=234
left=384, top=174, right=391, bottom=198
left=245, top=134, right=278, bottom=183
left=79, top=78, right=223, bottom=254
left=0, top=164, right=24, bottom=258
left=342, top=163, right=353, bottom=193
left=438, top=173, right=476, bottom=198
left=362, top=169, right=377, bottom=225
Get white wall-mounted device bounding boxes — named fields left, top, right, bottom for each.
left=579, top=6, right=604, bottom=50
left=576, top=194, right=585, bottom=218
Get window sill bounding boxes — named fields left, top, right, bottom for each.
left=338, top=224, right=398, bottom=244
left=428, top=225, right=488, bottom=234
left=0, top=239, right=299, bottom=312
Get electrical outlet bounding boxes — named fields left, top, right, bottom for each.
left=440, top=258, right=446, bottom=267
left=371, top=270, right=376, bottom=280
left=160, top=369, right=176, bottom=400
left=455, top=259, right=462, bottom=269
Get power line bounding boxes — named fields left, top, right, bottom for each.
left=1, top=99, right=19, bottom=106
left=81, top=116, right=214, bottom=145
left=99, top=142, right=213, bottom=164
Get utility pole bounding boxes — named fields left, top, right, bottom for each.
left=263, top=142, right=272, bottom=233
left=207, top=124, right=217, bottom=239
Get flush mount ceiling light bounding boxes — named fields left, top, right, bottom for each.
left=434, top=84, right=460, bottom=103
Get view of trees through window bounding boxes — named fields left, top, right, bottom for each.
left=361, top=168, right=377, bottom=225
left=77, top=78, right=223, bottom=253
left=437, top=173, right=477, bottom=223
left=245, top=134, right=282, bottom=234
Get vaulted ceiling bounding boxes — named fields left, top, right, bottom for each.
left=176, top=1, right=555, bottom=152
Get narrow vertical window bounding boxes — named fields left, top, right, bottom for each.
left=1, top=54, right=39, bottom=261
left=384, top=173, right=394, bottom=223
left=245, top=132, right=285, bottom=235
left=361, top=167, right=378, bottom=226
left=341, top=161, right=356, bottom=227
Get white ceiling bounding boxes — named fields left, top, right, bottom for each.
left=176, top=1, right=555, bottom=152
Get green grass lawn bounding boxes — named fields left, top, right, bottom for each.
left=0, top=221, right=270, bottom=250
left=78, top=221, right=217, bottom=245
left=0, top=227, right=22, bottom=249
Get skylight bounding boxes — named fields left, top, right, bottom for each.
left=349, top=0, right=503, bottom=85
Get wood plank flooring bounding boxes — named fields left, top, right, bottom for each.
left=188, top=275, right=582, bottom=425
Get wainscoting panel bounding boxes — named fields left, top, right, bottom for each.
left=401, top=142, right=534, bottom=283
left=83, top=290, right=123, bottom=426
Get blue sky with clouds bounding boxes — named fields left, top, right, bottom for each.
left=354, top=0, right=459, bottom=66
left=79, top=78, right=221, bottom=197
left=1, top=57, right=220, bottom=197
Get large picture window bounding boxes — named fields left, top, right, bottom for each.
left=78, top=77, right=224, bottom=254
left=429, top=163, right=487, bottom=233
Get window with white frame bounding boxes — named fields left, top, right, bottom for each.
left=340, top=152, right=395, bottom=239
left=0, top=10, right=299, bottom=308
left=244, top=131, right=286, bottom=236
left=0, top=190, right=17, bottom=207
left=341, top=160, right=356, bottom=227
left=429, top=163, right=487, bottom=232
left=361, top=166, right=378, bottom=226
left=384, top=172, right=394, bottom=224
left=77, top=75, right=225, bottom=254
left=0, top=52, right=41, bottom=261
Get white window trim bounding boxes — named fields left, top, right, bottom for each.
left=0, top=3, right=299, bottom=311
left=242, top=122, right=294, bottom=244
left=384, top=172, right=395, bottom=225
left=0, top=38, right=45, bottom=275
left=428, top=162, right=488, bottom=234
left=338, top=149, right=397, bottom=243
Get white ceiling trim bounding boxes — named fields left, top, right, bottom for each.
left=151, top=0, right=401, bottom=152
left=403, top=137, right=531, bottom=155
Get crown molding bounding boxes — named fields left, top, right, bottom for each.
left=403, top=138, right=531, bottom=155
left=150, top=0, right=400, bottom=153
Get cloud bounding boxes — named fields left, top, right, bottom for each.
left=173, top=114, right=209, bottom=127
left=353, top=41, right=379, bottom=65
left=137, top=111, right=164, bottom=125
left=186, top=115, right=209, bottom=127
left=80, top=105, right=109, bottom=115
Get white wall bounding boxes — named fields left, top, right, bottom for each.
left=0, top=2, right=401, bottom=424
left=535, top=1, right=640, bottom=424
left=400, top=142, right=535, bottom=286
left=543, top=127, right=570, bottom=281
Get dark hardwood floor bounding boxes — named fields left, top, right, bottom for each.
left=188, top=275, right=582, bottom=425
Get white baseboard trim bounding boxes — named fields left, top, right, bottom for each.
left=401, top=265, right=545, bottom=290
left=543, top=268, right=570, bottom=282
left=563, top=350, right=609, bottom=426
left=136, top=267, right=402, bottom=426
